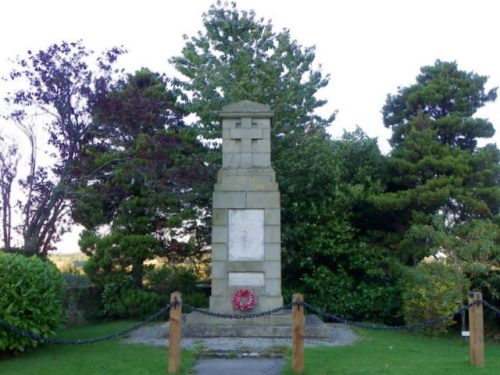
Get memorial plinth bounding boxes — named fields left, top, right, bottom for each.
left=210, top=100, right=283, bottom=312
left=183, top=100, right=329, bottom=338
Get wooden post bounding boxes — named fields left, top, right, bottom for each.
left=468, top=291, right=485, bottom=367
left=292, top=293, right=305, bottom=373
left=168, top=292, right=182, bottom=374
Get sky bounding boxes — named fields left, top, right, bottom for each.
left=1, top=0, right=499, bottom=253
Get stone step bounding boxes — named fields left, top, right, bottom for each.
left=182, top=312, right=330, bottom=339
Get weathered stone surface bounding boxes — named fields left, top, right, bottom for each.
left=230, top=128, right=263, bottom=140
left=183, top=313, right=330, bottom=339
left=212, top=209, right=228, bottom=226
left=213, top=192, right=246, bottom=208
left=211, top=243, right=227, bottom=261
left=264, top=209, right=280, bottom=225
left=264, top=226, right=281, bottom=243
left=208, top=101, right=283, bottom=317
left=212, top=226, right=228, bottom=243
left=227, top=261, right=263, bottom=272
left=264, top=244, right=281, bottom=261
left=211, top=261, right=227, bottom=278
left=264, top=261, right=281, bottom=278
left=211, top=278, right=228, bottom=296
left=252, top=153, right=271, bottom=167
left=228, top=272, right=265, bottom=286
left=228, top=209, right=264, bottom=261
left=219, top=100, right=274, bottom=118
left=264, top=279, right=282, bottom=296
left=247, top=192, right=280, bottom=208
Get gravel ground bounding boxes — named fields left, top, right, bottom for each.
left=122, top=322, right=357, bottom=353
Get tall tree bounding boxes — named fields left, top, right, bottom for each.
left=170, top=1, right=334, bottom=143
left=75, top=69, right=214, bottom=288
left=170, top=3, right=407, bottom=318
left=278, top=130, right=399, bottom=320
left=2, top=41, right=125, bottom=256
left=371, top=61, right=499, bottom=265
left=383, top=60, right=496, bottom=150
left=0, top=137, right=19, bottom=250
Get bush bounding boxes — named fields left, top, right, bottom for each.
left=402, top=261, right=467, bottom=334
left=146, top=265, right=209, bottom=307
left=146, top=265, right=199, bottom=296
left=101, top=282, right=165, bottom=319
left=0, top=253, right=64, bottom=353
left=296, top=264, right=401, bottom=323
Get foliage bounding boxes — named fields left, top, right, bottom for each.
left=77, top=69, right=214, bottom=292
left=171, top=0, right=334, bottom=142
left=2, top=41, right=125, bottom=255
left=279, top=130, right=400, bottom=321
left=82, top=231, right=162, bottom=289
left=145, top=265, right=208, bottom=307
left=396, top=217, right=499, bottom=323
left=448, top=220, right=500, bottom=301
left=0, top=252, right=64, bottom=353
left=371, top=61, right=499, bottom=265
left=101, top=282, right=164, bottom=319
left=146, top=265, right=196, bottom=295
left=383, top=60, right=497, bottom=150
left=0, top=136, right=18, bottom=250
left=401, top=261, right=467, bottom=334
left=171, top=2, right=407, bottom=319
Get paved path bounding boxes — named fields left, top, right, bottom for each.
left=194, top=358, right=286, bottom=375
left=123, top=323, right=357, bottom=351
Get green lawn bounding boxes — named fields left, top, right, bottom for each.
left=0, top=322, right=194, bottom=375
left=281, top=329, right=500, bottom=375
left=2, top=323, right=499, bottom=375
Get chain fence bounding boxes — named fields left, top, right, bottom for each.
left=181, top=302, right=292, bottom=319
left=0, top=298, right=498, bottom=345
left=483, top=300, right=500, bottom=317
left=299, top=301, right=480, bottom=331
left=0, top=302, right=173, bottom=345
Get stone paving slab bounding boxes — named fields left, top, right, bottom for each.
left=194, top=358, right=285, bottom=375
left=123, top=323, right=357, bottom=352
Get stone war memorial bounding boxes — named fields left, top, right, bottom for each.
left=184, top=100, right=328, bottom=338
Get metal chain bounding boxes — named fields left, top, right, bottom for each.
left=181, top=302, right=292, bottom=319
left=0, top=302, right=173, bottom=345
left=296, top=300, right=485, bottom=331
left=2, top=298, right=499, bottom=345
left=483, top=301, right=500, bottom=317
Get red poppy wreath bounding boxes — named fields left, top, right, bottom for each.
left=232, top=288, right=256, bottom=311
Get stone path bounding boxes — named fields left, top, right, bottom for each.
left=123, top=322, right=357, bottom=352
left=194, top=358, right=285, bottom=375
left=123, top=323, right=356, bottom=374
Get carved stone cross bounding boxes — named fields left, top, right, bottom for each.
left=220, top=101, right=272, bottom=168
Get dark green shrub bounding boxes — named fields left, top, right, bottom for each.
left=402, top=261, right=468, bottom=334
left=101, top=282, right=165, bottom=319
left=294, top=263, right=401, bottom=323
left=183, top=291, right=209, bottom=308
left=146, top=265, right=199, bottom=296
left=0, top=253, right=64, bottom=352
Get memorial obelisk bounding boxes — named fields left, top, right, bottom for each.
left=183, top=101, right=329, bottom=338
left=209, top=100, right=283, bottom=312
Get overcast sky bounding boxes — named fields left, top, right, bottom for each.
left=1, top=0, right=499, bottom=253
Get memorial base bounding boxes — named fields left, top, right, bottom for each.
left=182, top=311, right=330, bottom=339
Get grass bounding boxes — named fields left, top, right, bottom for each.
left=281, top=329, right=500, bottom=375
left=0, top=321, right=195, bottom=375
left=3, top=322, right=499, bottom=375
